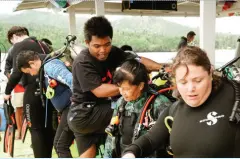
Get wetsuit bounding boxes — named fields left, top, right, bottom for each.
left=5, top=37, right=54, bottom=158
left=123, top=79, right=240, bottom=157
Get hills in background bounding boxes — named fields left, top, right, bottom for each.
left=0, top=10, right=238, bottom=52
left=1, top=10, right=196, bottom=34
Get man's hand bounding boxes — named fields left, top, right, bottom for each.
left=5, top=73, right=11, bottom=79
left=160, top=64, right=171, bottom=73
left=7, top=74, right=11, bottom=79
left=4, top=94, right=11, bottom=101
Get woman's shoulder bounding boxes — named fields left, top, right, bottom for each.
left=213, top=78, right=236, bottom=96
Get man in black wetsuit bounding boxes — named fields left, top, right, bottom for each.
left=4, top=26, right=54, bottom=158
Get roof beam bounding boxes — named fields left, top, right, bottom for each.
left=14, top=0, right=48, bottom=11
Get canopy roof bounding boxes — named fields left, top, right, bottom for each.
left=14, top=0, right=240, bottom=17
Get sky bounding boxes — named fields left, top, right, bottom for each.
left=0, top=1, right=19, bottom=13
left=1, top=1, right=240, bottom=34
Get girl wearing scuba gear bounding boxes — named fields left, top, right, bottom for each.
left=104, top=59, right=172, bottom=158
left=122, top=46, right=240, bottom=158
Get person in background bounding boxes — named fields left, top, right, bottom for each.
left=4, top=26, right=29, bottom=140
left=177, top=36, right=187, bottom=50
left=4, top=26, right=54, bottom=158
left=186, top=31, right=196, bottom=45
left=177, top=31, right=196, bottom=50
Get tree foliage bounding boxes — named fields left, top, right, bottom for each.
left=0, top=11, right=239, bottom=52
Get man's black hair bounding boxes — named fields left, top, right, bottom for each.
left=113, top=59, right=149, bottom=91
left=16, top=50, right=40, bottom=71
left=120, top=45, right=133, bottom=51
left=187, top=31, right=196, bottom=38
left=84, top=16, right=113, bottom=41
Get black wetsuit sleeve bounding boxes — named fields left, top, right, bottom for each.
left=123, top=106, right=171, bottom=157
left=5, top=49, right=23, bottom=95
left=4, top=51, right=13, bottom=77
left=5, top=69, right=23, bottom=95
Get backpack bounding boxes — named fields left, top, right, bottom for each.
left=37, top=36, right=86, bottom=108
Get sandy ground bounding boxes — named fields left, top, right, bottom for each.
left=0, top=131, right=35, bottom=158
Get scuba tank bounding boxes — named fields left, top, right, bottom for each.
left=70, top=44, right=86, bottom=60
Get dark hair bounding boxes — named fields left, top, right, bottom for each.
left=84, top=16, right=113, bottom=41
left=121, top=45, right=133, bottom=51
left=16, top=50, right=40, bottom=71
left=7, top=26, right=29, bottom=44
left=187, top=31, right=196, bottom=38
left=171, top=46, right=221, bottom=94
left=113, top=59, right=149, bottom=91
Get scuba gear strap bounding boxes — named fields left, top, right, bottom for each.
left=228, top=79, right=240, bottom=123
left=133, top=87, right=175, bottom=140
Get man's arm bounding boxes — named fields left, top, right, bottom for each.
left=140, top=56, right=167, bottom=72
left=117, top=47, right=168, bottom=72
left=4, top=47, right=23, bottom=97
left=4, top=48, right=13, bottom=79
left=74, top=61, right=120, bottom=98
left=91, top=83, right=119, bottom=98
left=4, top=70, right=23, bottom=98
